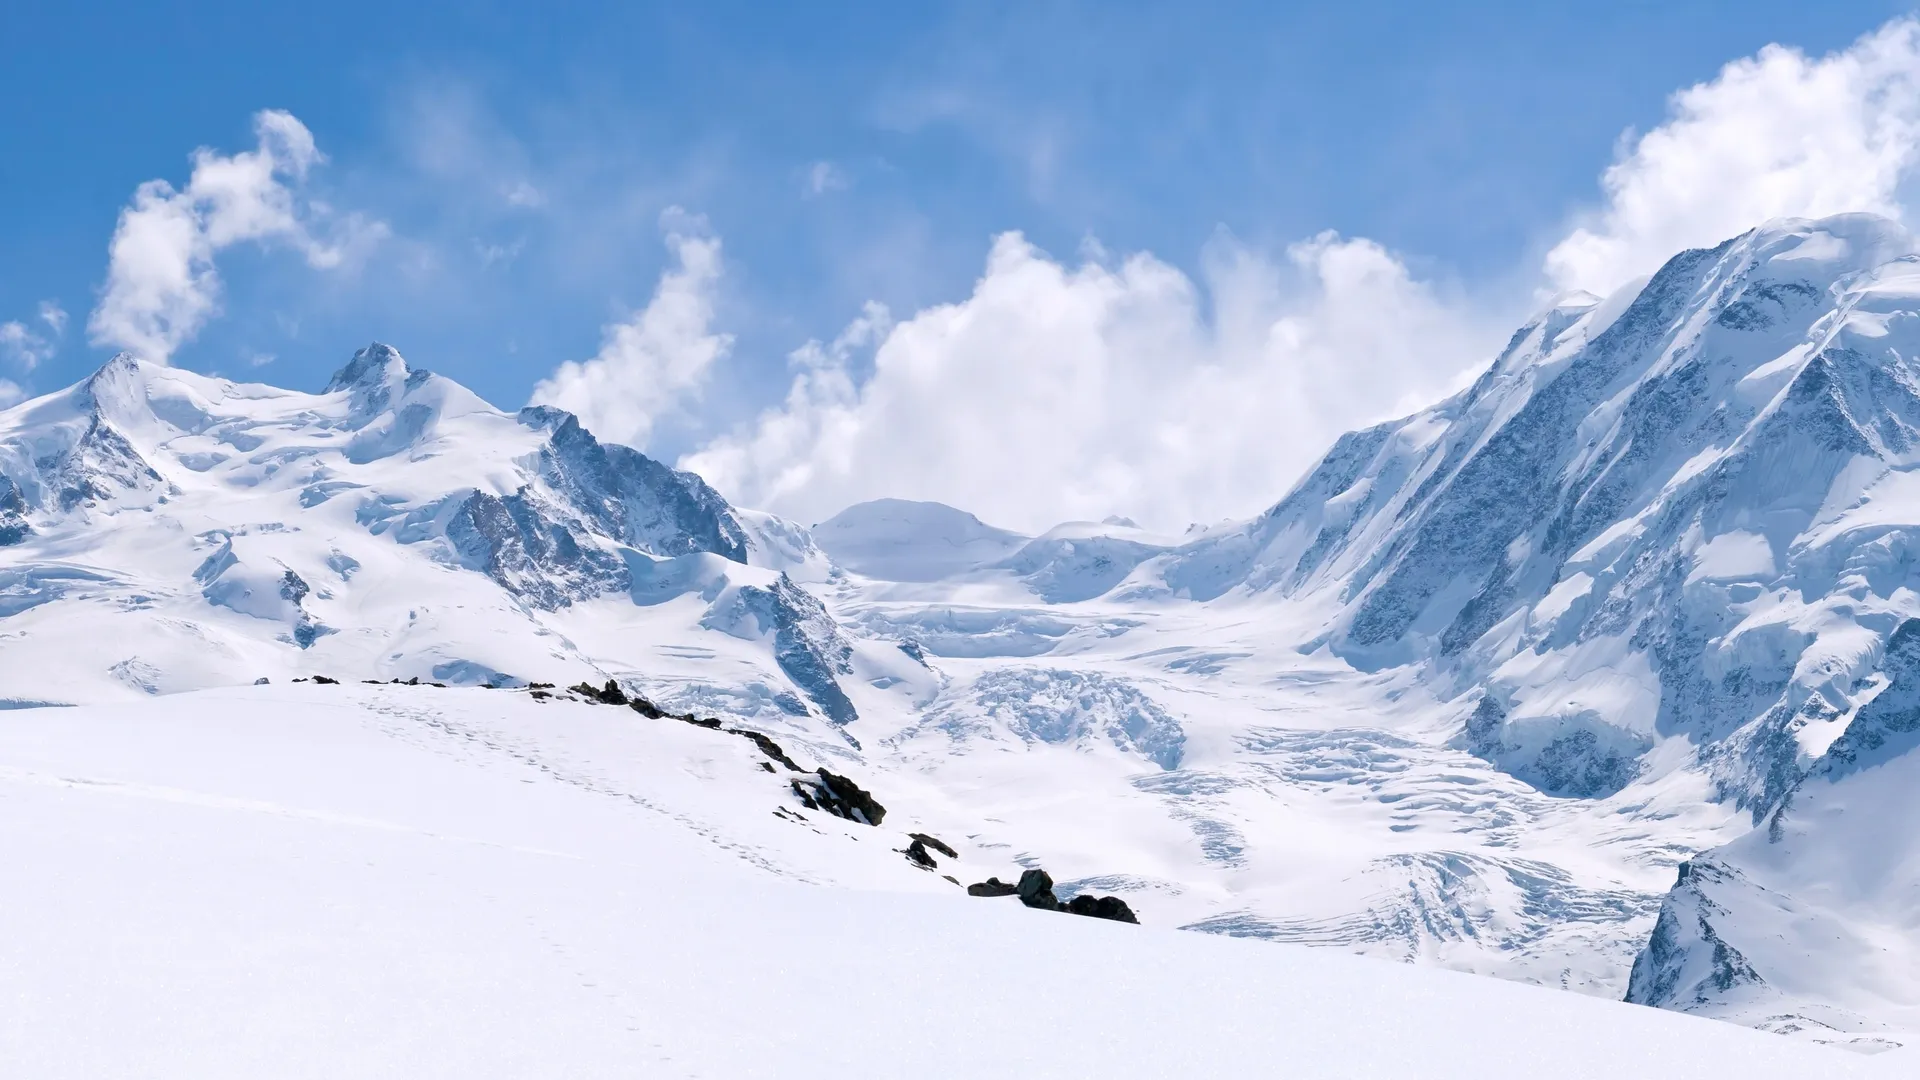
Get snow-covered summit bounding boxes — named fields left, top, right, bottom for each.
left=0, top=346, right=886, bottom=734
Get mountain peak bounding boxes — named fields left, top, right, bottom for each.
left=325, top=343, right=412, bottom=394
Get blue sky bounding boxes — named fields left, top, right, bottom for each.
left=2, top=1, right=1916, bottom=528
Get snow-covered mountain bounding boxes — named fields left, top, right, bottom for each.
left=0, top=344, right=906, bottom=745
left=9, top=213, right=1920, bottom=1055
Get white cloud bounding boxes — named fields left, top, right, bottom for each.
left=0, top=299, right=66, bottom=371
left=804, top=161, right=848, bottom=198
left=87, top=109, right=385, bottom=364
left=683, top=231, right=1495, bottom=532
left=504, top=180, right=546, bottom=208
left=0, top=379, right=23, bottom=408
left=38, top=301, right=68, bottom=337
left=0, top=321, right=51, bottom=371
left=527, top=209, right=733, bottom=448
left=1547, top=17, right=1920, bottom=294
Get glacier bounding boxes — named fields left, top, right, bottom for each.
left=8, top=214, right=1920, bottom=1057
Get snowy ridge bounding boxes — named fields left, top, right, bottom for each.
left=0, top=344, right=873, bottom=737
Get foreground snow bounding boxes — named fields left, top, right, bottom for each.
left=0, top=687, right=1903, bottom=1077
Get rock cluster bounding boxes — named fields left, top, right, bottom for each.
left=966, top=868, right=1138, bottom=924
left=903, top=832, right=958, bottom=868
left=790, top=769, right=886, bottom=826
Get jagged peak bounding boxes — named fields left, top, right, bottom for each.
left=325, top=343, right=413, bottom=394
left=516, top=404, right=580, bottom=435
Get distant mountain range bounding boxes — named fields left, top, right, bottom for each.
left=7, top=213, right=1920, bottom=1049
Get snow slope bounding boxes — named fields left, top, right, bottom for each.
left=0, top=686, right=1900, bottom=1079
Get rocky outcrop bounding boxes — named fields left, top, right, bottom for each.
left=1624, top=859, right=1763, bottom=1009
left=1017, top=868, right=1062, bottom=909
left=967, top=867, right=1140, bottom=924
left=703, top=575, right=860, bottom=726
left=790, top=769, right=886, bottom=825
left=0, top=476, right=28, bottom=546
left=1066, top=894, right=1140, bottom=924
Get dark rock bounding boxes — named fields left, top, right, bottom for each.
left=909, top=833, right=958, bottom=859
left=1064, top=894, right=1140, bottom=924
left=311, top=675, right=339, bottom=685
left=253, top=677, right=270, bottom=685
left=570, top=679, right=628, bottom=705
left=967, top=878, right=1019, bottom=897
left=904, top=840, right=937, bottom=868
left=758, top=761, right=775, bottom=773
left=790, top=769, right=886, bottom=825
left=1017, top=868, right=1060, bottom=910
left=530, top=689, right=552, bottom=700
left=628, top=696, right=667, bottom=718
left=689, top=716, right=723, bottom=729
left=728, top=729, right=803, bottom=771
left=527, top=682, right=555, bottom=690
left=0, top=475, right=29, bottom=546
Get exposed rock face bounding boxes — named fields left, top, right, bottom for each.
left=966, top=878, right=1019, bottom=897
left=1620, top=616, right=1920, bottom=1038
left=0, top=476, right=28, bottom=546
left=790, top=769, right=886, bottom=825
left=704, top=575, right=860, bottom=726
left=1624, top=860, right=1762, bottom=1010
left=1154, top=216, right=1920, bottom=811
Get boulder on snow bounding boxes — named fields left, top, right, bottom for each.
left=904, top=839, right=938, bottom=868
left=909, top=833, right=958, bottom=860
left=966, top=877, right=1019, bottom=897
left=789, top=769, right=886, bottom=825
left=1017, top=868, right=1060, bottom=910
left=1065, top=894, right=1140, bottom=924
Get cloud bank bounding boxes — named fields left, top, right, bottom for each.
left=87, top=110, right=383, bottom=364
left=527, top=210, right=732, bottom=449
left=1547, top=17, right=1920, bottom=295
left=682, top=231, right=1491, bottom=532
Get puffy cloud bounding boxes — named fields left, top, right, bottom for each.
left=1, top=323, right=50, bottom=371
left=87, top=110, right=385, bottom=364
left=683, top=230, right=1495, bottom=532
left=1547, top=17, right=1920, bottom=294
left=0, top=379, right=22, bottom=408
left=527, top=210, right=732, bottom=448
